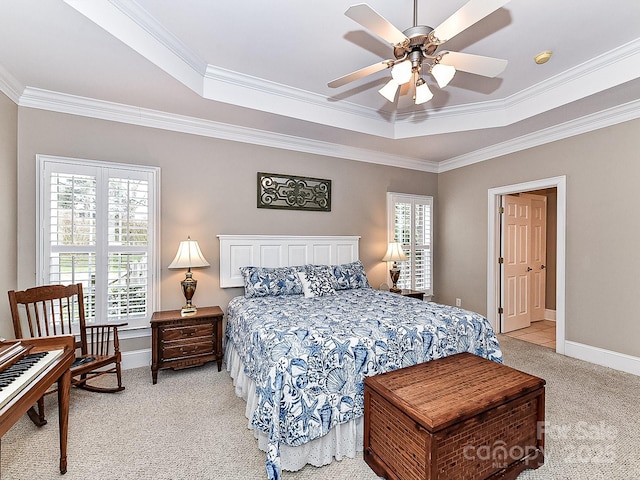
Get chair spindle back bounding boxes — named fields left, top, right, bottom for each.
left=8, top=284, right=87, bottom=352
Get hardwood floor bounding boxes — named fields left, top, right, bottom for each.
left=503, top=320, right=556, bottom=349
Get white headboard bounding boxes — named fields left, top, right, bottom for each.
left=217, top=235, right=361, bottom=288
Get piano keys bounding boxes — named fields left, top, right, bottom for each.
left=0, top=335, right=75, bottom=475
left=0, top=347, right=65, bottom=410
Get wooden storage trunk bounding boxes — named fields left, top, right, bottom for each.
left=364, top=352, right=545, bottom=480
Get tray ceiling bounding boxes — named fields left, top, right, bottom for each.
left=1, top=0, right=639, bottom=171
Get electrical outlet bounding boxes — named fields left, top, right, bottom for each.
left=455, top=298, right=462, bottom=307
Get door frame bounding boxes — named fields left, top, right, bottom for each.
left=487, top=176, right=566, bottom=354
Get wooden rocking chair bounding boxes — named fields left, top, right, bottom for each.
left=8, top=283, right=126, bottom=426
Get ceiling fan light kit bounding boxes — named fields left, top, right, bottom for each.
left=329, top=0, right=510, bottom=107
left=414, top=78, right=433, bottom=104
left=378, top=79, right=400, bottom=102
left=431, top=63, right=456, bottom=88
left=391, top=61, right=413, bottom=84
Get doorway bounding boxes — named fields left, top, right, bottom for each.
left=487, top=176, right=566, bottom=354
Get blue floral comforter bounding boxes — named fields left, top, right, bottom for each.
left=226, top=288, right=502, bottom=479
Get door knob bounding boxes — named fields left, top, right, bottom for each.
left=526, top=267, right=532, bottom=272
left=540, top=264, right=546, bottom=269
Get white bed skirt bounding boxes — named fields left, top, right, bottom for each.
left=225, top=340, right=365, bottom=472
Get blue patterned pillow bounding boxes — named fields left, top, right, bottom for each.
left=298, top=267, right=336, bottom=298
left=240, top=266, right=303, bottom=298
left=304, top=264, right=334, bottom=278
left=332, top=260, right=370, bottom=290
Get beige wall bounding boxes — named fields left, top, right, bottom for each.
left=0, top=94, right=17, bottom=340
left=437, top=117, right=640, bottom=357
left=8, top=100, right=640, bottom=359
left=13, top=107, right=437, bottom=350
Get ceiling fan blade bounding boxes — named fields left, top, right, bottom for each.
left=440, top=51, right=508, bottom=77
left=328, top=60, right=391, bottom=88
left=432, top=0, right=510, bottom=43
left=345, top=3, right=409, bottom=46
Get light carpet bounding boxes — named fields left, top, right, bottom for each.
left=2, top=335, right=640, bottom=480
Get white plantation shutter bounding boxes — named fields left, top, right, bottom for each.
left=47, top=169, right=99, bottom=320
left=38, top=156, right=159, bottom=328
left=388, top=193, right=433, bottom=295
left=107, top=177, right=150, bottom=321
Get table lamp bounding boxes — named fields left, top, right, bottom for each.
left=382, top=242, right=407, bottom=293
left=168, top=237, right=210, bottom=315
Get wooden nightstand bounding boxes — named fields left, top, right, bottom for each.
left=395, top=289, right=425, bottom=300
left=150, top=306, right=224, bottom=384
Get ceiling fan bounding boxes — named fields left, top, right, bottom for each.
left=328, top=0, right=510, bottom=106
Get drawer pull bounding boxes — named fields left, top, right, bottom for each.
left=181, top=328, right=197, bottom=336
left=180, top=346, right=198, bottom=354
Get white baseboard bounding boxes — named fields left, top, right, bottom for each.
left=565, top=341, right=640, bottom=377
left=121, top=348, right=151, bottom=370
left=544, top=309, right=556, bottom=321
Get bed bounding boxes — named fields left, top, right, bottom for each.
left=219, top=235, right=502, bottom=480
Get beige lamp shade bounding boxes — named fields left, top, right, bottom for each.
left=382, top=242, right=406, bottom=293
left=168, top=237, right=210, bottom=269
left=168, top=237, right=209, bottom=315
left=382, top=242, right=407, bottom=262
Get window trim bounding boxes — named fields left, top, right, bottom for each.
left=387, top=192, right=433, bottom=296
left=36, top=154, right=161, bottom=330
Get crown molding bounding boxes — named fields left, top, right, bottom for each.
left=63, top=0, right=205, bottom=93
left=203, top=64, right=395, bottom=138
left=500, top=38, right=640, bottom=123
left=106, top=0, right=206, bottom=75
left=393, top=38, right=640, bottom=137
left=437, top=98, right=640, bottom=173
left=158, top=43, right=640, bottom=142
left=18, top=83, right=640, bottom=175
left=207, top=38, right=640, bottom=139
left=18, top=87, right=435, bottom=172
left=0, top=64, right=23, bottom=104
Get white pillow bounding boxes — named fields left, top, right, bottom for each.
left=297, top=270, right=336, bottom=298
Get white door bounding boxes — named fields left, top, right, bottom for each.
left=502, top=195, right=531, bottom=332
left=525, top=194, right=547, bottom=322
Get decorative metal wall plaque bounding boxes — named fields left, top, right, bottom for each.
left=257, top=172, right=331, bottom=211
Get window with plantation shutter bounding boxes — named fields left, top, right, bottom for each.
left=387, top=193, right=433, bottom=295
left=38, top=155, right=159, bottom=330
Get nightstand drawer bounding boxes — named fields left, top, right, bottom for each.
left=162, top=340, right=214, bottom=360
left=161, top=323, right=213, bottom=342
